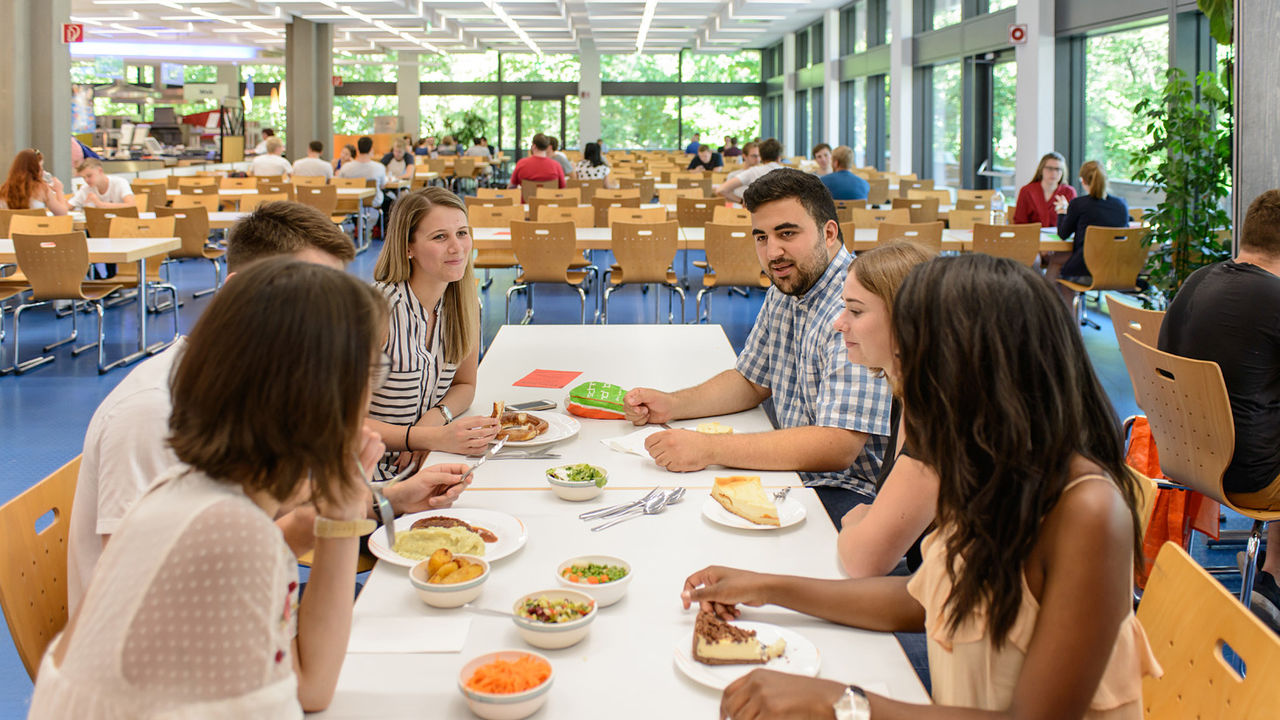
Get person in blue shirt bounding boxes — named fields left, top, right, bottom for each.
left=819, top=146, right=870, bottom=201
left=1051, top=160, right=1129, bottom=297
left=684, top=133, right=701, bottom=154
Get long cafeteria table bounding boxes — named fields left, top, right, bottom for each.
left=0, top=236, right=179, bottom=370
left=71, top=210, right=248, bottom=231
left=316, top=325, right=930, bottom=718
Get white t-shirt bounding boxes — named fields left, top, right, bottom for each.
left=252, top=153, right=293, bottom=177
left=69, top=175, right=134, bottom=209
left=728, top=161, right=784, bottom=201
left=291, top=156, right=333, bottom=178
left=253, top=139, right=269, bottom=155
left=68, top=340, right=184, bottom=615
left=337, top=159, right=387, bottom=204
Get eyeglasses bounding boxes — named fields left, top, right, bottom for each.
left=1042, top=165, right=1064, bottom=172
left=372, top=352, right=391, bottom=390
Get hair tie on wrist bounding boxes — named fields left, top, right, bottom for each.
left=404, top=424, right=412, bottom=451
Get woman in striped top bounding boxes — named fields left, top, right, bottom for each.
left=367, top=187, right=499, bottom=480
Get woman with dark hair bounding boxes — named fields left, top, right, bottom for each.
left=1013, top=151, right=1075, bottom=227
left=31, top=258, right=390, bottom=716
left=0, top=148, right=69, bottom=215
left=686, top=254, right=1159, bottom=719
left=332, top=143, right=357, bottom=173
left=571, top=141, right=616, bottom=188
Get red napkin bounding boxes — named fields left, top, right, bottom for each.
left=513, top=369, right=583, bottom=389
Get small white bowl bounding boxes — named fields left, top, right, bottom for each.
left=409, top=554, right=490, bottom=608
left=511, top=589, right=597, bottom=650
left=457, top=649, right=554, bottom=720
left=554, top=555, right=632, bottom=608
left=545, top=464, right=607, bottom=502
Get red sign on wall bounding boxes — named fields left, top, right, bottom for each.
left=1008, top=24, right=1028, bottom=45
left=62, top=23, right=85, bottom=43
left=332, top=75, right=344, bottom=88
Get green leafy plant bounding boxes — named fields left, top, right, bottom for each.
left=1198, top=0, right=1233, bottom=46
left=1129, top=67, right=1233, bottom=307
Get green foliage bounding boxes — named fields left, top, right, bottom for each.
left=1198, top=0, right=1233, bottom=46
left=501, top=54, right=580, bottom=82
left=931, top=62, right=961, bottom=185
left=421, top=52, right=499, bottom=82
left=681, top=51, right=761, bottom=82
left=421, top=96, right=498, bottom=144
left=682, top=96, right=761, bottom=147
left=332, top=96, right=398, bottom=135
left=1085, top=24, right=1169, bottom=181
left=1129, top=67, right=1233, bottom=306
left=601, top=96, right=679, bottom=148
left=602, top=54, right=678, bottom=82
left=992, top=61, right=1018, bottom=174
left=183, top=65, right=218, bottom=83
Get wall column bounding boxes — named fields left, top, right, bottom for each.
left=782, top=33, right=797, bottom=151
left=823, top=9, right=841, bottom=147
left=1013, top=0, right=1055, bottom=187
left=285, top=18, right=333, bottom=161
left=578, top=41, right=602, bottom=146
left=887, top=0, right=913, bottom=174
left=397, top=52, right=420, bottom=138
left=0, top=0, right=72, bottom=181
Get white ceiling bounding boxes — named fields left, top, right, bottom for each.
left=69, top=0, right=843, bottom=58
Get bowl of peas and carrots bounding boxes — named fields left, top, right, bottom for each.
left=554, top=555, right=632, bottom=607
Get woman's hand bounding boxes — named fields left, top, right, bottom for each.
left=1053, top=195, right=1069, bottom=214
left=720, top=670, right=845, bottom=720
left=316, top=425, right=384, bottom=522
left=384, top=463, right=472, bottom=514
left=681, top=566, right=771, bottom=621
left=433, top=415, right=501, bottom=456
left=394, top=449, right=431, bottom=473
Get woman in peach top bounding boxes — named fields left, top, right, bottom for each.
left=684, top=255, right=1159, bottom=719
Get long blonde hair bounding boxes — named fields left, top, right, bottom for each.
left=1078, top=160, right=1109, bottom=200
left=374, top=187, right=479, bottom=364
left=848, top=242, right=937, bottom=378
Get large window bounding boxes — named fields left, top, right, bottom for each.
left=501, top=54, right=579, bottom=82
left=930, top=62, right=961, bottom=187
left=681, top=51, right=761, bottom=83
left=931, top=0, right=963, bottom=30
left=421, top=51, right=498, bottom=82
left=1084, top=22, right=1168, bottom=182
left=989, top=0, right=1017, bottom=11
left=419, top=96, right=497, bottom=144
left=991, top=60, right=1017, bottom=190
left=842, top=1, right=868, bottom=54
left=682, top=96, right=761, bottom=144
left=600, top=96, right=678, bottom=148
left=796, top=90, right=810, bottom=156
left=333, top=96, right=398, bottom=135
left=844, top=77, right=868, bottom=167
left=602, top=54, right=678, bottom=82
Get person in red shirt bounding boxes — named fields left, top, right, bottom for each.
left=1013, top=151, right=1076, bottom=227
left=507, top=133, right=565, bottom=192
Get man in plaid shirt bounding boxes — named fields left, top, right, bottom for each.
left=624, top=169, right=892, bottom=524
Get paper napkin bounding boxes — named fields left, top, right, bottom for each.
left=513, top=369, right=583, bottom=388
left=346, top=616, right=471, bottom=653
left=599, top=426, right=667, bottom=456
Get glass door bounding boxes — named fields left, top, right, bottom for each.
left=514, top=96, right=565, bottom=159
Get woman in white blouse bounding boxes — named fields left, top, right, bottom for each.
left=29, top=258, right=389, bottom=717
left=367, top=187, right=499, bottom=478
left=571, top=142, right=617, bottom=188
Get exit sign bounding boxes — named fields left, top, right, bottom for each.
left=62, top=23, right=85, bottom=43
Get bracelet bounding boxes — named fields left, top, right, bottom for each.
left=437, top=404, right=454, bottom=424
left=404, top=424, right=412, bottom=451
left=313, top=516, right=377, bottom=538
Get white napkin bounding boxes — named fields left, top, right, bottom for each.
left=346, top=615, right=471, bottom=653
left=599, top=426, right=666, bottom=456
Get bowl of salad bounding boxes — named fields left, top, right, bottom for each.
left=545, top=463, right=608, bottom=502
left=554, top=555, right=632, bottom=607
left=510, top=589, right=597, bottom=650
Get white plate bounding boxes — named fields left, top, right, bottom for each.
left=672, top=621, right=820, bottom=690
left=701, top=495, right=806, bottom=530
left=368, top=508, right=528, bottom=568
left=496, top=410, right=581, bottom=448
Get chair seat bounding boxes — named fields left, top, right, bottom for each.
left=569, top=258, right=592, bottom=269
left=46, top=283, right=123, bottom=302
left=610, top=268, right=678, bottom=285
left=516, top=270, right=588, bottom=286
left=475, top=250, right=519, bottom=268
left=0, top=283, right=28, bottom=299
left=702, top=271, right=770, bottom=289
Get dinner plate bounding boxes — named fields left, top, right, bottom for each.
left=368, top=508, right=528, bottom=568
left=701, top=495, right=806, bottom=530
left=672, top=621, right=820, bottom=690
left=497, top=410, right=581, bottom=448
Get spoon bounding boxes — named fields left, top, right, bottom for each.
left=590, top=491, right=670, bottom=532
left=665, top=487, right=687, bottom=505
left=578, top=487, right=662, bottom=520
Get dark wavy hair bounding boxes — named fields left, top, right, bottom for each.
left=742, top=167, right=840, bottom=245
left=892, top=255, right=1142, bottom=646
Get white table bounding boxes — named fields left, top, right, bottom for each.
left=71, top=210, right=248, bottom=230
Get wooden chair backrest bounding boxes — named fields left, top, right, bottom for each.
left=155, top=205, right=213, bottom=258
left=616, top=177, right=656, bottom=202
left=132, top=194, right=150, bottom=213
left=955, top=198, right=990, bottom=211
left=465, top=195, right=517, bottom=209
left=170, top=194, right=218, bottom=212
left=971, top=222, right=1041, bottom=266
left=510, top=220, right=581, bottom=284
left=526, top=197, right=577, bottom=220
left=1106, top=296, right=1164, bottom=350
left=849, top=207, right=909, bottom=231
left=956, top=189, right=996, bottom=202
left=176, top=177, right=216, bottom=190
left=713, top=206, right=751, bottom=225
left=946, top=209, right=990, bottom=231
left=219, top=176, right=256, bottom=189
left=454, top=157, right=478, bottom=178
left=11, top=232, right=92, bottom=300
left=607, top=206, right=667, bottom=227
left=567, top=178, right=605, bottom=204
left=676, top=196, right=717, bottom=228
left=255, top=182, right=294, bottom=200
left=178, top=185, right=218, bottom=197
left=81, top=205, right=140, bottom=238
left=535, top=205, right=594, bottom=227
left=0, top=455, right=80, bottom=679
left=425, top=157, right=450, bottom=177
left=657, top=187, right=702, bottom=205
left=534, top=187, right=580, bottom=203
left=704, top=223, right=767, bottom=287
left=128, top=177, right=166, bottom=187
left=834, top=199, right=867, bottom=218
left=294, top=185, right=339, bottom=216
left=899, top=178, right=934, bottom=197
left=1130, top=207, right=1146, bottom=224
left=677, top=177, right=713, bottom=196
left=610, top=220, right=679, bottom=283
left=877, top=221, right=944, bottom=253
left=593, top=196, right=643, bottom=227
left=330, top=177, right=366, bottom=189
left=108, top=216, right=176, bottom=239
left=254, top=175, right=284, bottom=184
left=839, top=222, right=865, bottom=253
left=909, top=188, right=953, bottom=206
left=239, top=193, right=289, bottom=211
left=866, top=177, right=890, bottom=206
left=1137, top=542, right=1280, bottom=719
left=10, top=215, right=74, bottom=236
left=477, top=188, right=520, bottom=200
left=468, top=203, right=524, bottom=228
left=130, top=184, right=167, bottom=212
left=596, top=188, right=642, bottom=201
left=519, top=179, right=560, bottom=203
left=292, top=175, right=327, bottom=187
left=891, top=196, right=940, bottom=223
left=1081, top=225, right=1151, bottom=291
left=0, top=209, right=47, bottom=238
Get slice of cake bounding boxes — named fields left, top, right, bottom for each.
left=696, top=421, right=734, bottom=435
left=711, top=476, right=780, bottom=526
left=692, top=610, right=786, bottom=665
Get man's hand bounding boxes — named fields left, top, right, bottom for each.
left=644, top=429, right=712, bottom=472
left=384, top=462, right=472, bottom=514
left=720, top=670, right=846, bottom=720
left=624, top=387, right=676, bottom=426
left=85, top=191, right=103, bottom=207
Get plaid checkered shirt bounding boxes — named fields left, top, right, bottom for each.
left=734, top=246, right=892, bottom=495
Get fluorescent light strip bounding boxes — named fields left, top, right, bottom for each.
left=69, top=40, right=259, bottom=61
left=634, top=0, right=657, bottom=53
left=481, top=0, right=541, bottom=54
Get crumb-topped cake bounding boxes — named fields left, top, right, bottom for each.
left=692, top=610, right=786, bottom=665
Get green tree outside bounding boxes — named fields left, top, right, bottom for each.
left=1084, top=23, right=1169, bottom=181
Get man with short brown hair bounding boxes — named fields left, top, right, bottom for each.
left=507, top=132, right=565, bottom=189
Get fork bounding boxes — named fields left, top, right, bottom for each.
left=772, top=487, right=791, bottom=503
left=578, top=487, right=662, bottom=520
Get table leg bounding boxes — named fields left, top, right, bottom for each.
left=104, top=255, right=157, bottom=371
left=356, top=210, right=367, bottom=254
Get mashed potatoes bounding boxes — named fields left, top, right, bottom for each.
left=393, top=526, right=486, bottom=560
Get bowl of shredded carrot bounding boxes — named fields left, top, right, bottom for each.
left=457, top=650, right=554, bottom=720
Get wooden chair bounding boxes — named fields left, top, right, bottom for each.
left=156, top=206, right=225, bottom=297
left=464, top=195, right=516, bottom=210
left=1105, top=296, right=1163, bottom=350
left=534, top=187, right=580, bottom=203
left=0, top=210, right=47, bottom=285
left=1057, top=225, right=1151, bottom=330
left=593, top=196, right=642, bottom=228
left=658, top=187, right=703, bottom=205
left=956, top=189, right=996, bottom=202
left=292, top=175, right=327, bottom=187
left=839, top=222, right=864, bottom=254
left=616, top=177, right=656, bottom=203
left=469, top=204, right=527, bottom=289
left=170, top=194, right=218, bottom=212
left=971, top=223, right=1041, bottom=266
left=477, top=188, right=520, bottom=201
left=452, top=157, right=480, bottom=193
left=130, top=183, right=167, bottom=212
left=131, top=193, right=150, bottom=213
left=107, top=216, right=181, bottom=334
left=604, top=220, right=685, bottom=323
left=607, top=206, right=666, bottom=227
left=506, top=221, right=590, bottom=324
left=596, top=188, right=642, bottom=201
left=946, top=209, right=990, bottom=231
left=295, top=184, right=339, bottom=217
left=697, top=223, right=770, bottom=322
left=176, top=177, right=216, bottom=192
left=255, top=181, right=295, bottom=201
left=877, top=221, right=944, bottom=254
left=330, top=177, right=367, bottom=190
left=676, top=197, right=717, bottom=228
left=518, top=179, right=560, bottom=203
left=1118, top=333, right=1280, bottom=607
left=834, top=199, right=867, bottom=224
left=898, top=178, right=934, bottom=197
left=82, top=206, right=140, bottom=238
left=891, top=197, right=940, bottom=224
left=713, top=206, right=751, bottom=225
left=239, top=193, right=289, bottom=211
left=909, top=188, right=954, bottom=206
left=567, top=178, right=605, bottom=205
left=1130, top=207, right=1146, bottom=225
left=254, top=174, right=284, bottom=184
left=848, top=208, right=909, bottom=239
left=866, top=178, right=890, bottom=206
left=955, top=198, right=991, bottom=212
left=10, top=232, right=122, bottom=373
left=219, top=176, right=256, bottom=190
left=0, top=455, right=80, bottom=678
left=536, top=205, right=594, bottom=227
left=527, top=197, right=577, bottom=221
left=677, top=177, right=713, bottom=197
left=10, top=215, right=74, bottom=236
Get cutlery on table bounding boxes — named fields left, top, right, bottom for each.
left=460, top=438, right=507, bottom=483
left=590, top=490, right=672, bottom=531
left=355, top=452, right=398, bottom=549
left=772, top=487, right=791, bottom=503
left=489, top=449, right=561, bottom=461
left=578, top=487, right=662, bottom=520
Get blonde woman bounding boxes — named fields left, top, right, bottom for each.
left=367, top=188, right=499, bottom=479
left=1049, top=160, right=1130, bottom=298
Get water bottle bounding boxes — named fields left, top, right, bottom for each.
left=990, top=191, right=1006, bottom=225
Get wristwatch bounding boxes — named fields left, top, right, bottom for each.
left=437, top=404, right=454, bottom=424
left=313, top=516, right=377, bottom=538
left=833, top=685, right=871, bottom=720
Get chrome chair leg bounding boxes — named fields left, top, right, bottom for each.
left=71, top=300, right=101, bottom=358
left=482, top=269, right=494, bottom=291
left=575, top=286, right=586, bottom=324
left=45, top=301, right=81, bottom=352
left=602, top=285, right=617, bottom=324
left=1241, top=520, right=1266, bottom=607
left=193, top=257, right=221, bottom=298
left=504, top=283, right=527, bottom=324
left=695, top=287, right=710, bottom=323
left=13, top=301, right=56, bottom=374
left=669, top=284, right=686, bottom=324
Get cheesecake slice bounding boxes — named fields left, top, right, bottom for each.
left=711, top=476, right=780, bottom=526
left=692, top=610, right=786, bottom=666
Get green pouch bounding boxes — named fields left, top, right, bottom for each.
left=566, top=381, right=628, bottom=419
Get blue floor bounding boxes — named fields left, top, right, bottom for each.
left=0, top=242, right=1243, bottom=714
